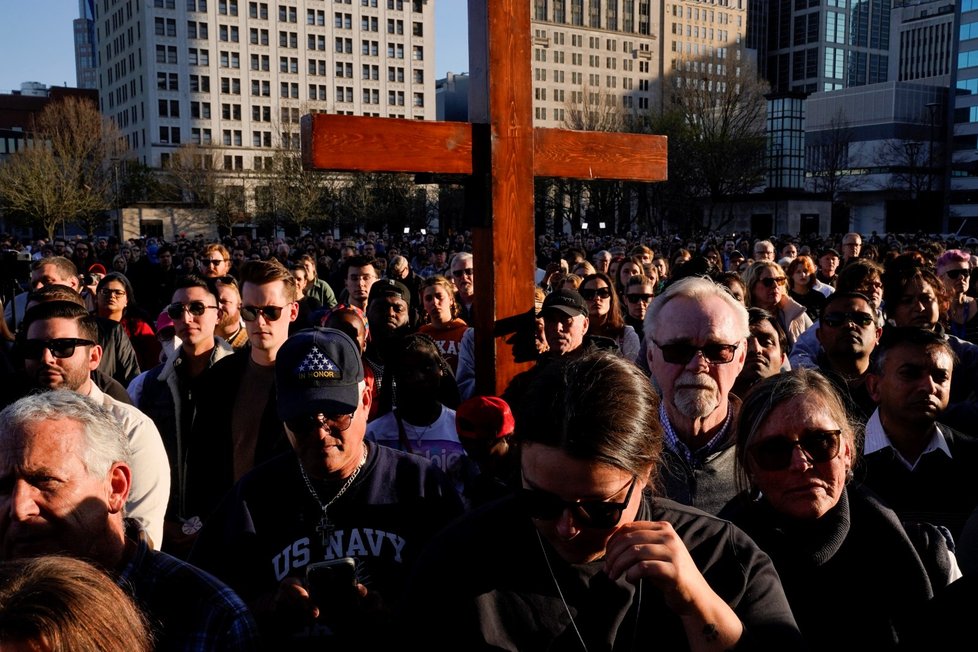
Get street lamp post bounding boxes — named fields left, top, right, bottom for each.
left=925, top=101, right=940, bottom=194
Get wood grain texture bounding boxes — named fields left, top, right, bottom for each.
left=482, top=0, right=537, bottom=395
left=534, top=130, right=669, bottom=181
left=300, top=114, right=473, bottom=174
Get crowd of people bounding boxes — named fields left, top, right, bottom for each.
left=0, top=225, right=976, bottom=649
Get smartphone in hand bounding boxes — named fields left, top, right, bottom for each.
left=306, top=557, right=358, bottom=613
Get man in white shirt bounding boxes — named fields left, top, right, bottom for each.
left=18, top=300, right=170, bottom=547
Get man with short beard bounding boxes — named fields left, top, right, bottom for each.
left=646, top=276, right=748, bottom=515
left=364, top=279, right=416, bottom=419
left=214, top=276, right=248, bottom=349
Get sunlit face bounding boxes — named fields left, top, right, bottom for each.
left=24, top=318, right=99, bottom=392
left=748, top=396, right=852, bottom=520
left=648, top=295, right=746, bottom=422
left=841, top=237, right=862, bottom=259
left=97, top=280, right=128, bottom=316
left=521, top=443, right=647, bottom=564
left=0, top=418, right=125, bottom=559
left=581, top=277, right=611, bottom=318
left=199, top=251, right=230, bottom=278
left=791, top=266, right=811, bottom=290
left=30, top=264, right=79, bottom=292
left=740, top=318, right=784, bottom=386
left=216, top=283, right=241, bottom=331
left=291, top=268, right=309, bottom=292
left=346, top=265, right=377, bottom=303
left=816, top=296, right=880, bottom=359
left=241, top=280, right=297, bottom=354
left=170, top=286, right=219, bottom=350
left=752, top=266, right=786, bottom=311
left=855, top=275, right=884, bottom=309
left=618, top=262, right=642, bottom=289
left=889, top=279, right=940, bottom=328
left=543, top=311, right=589, bottom=355
left=652, top=258, right=668, bottom=279
left=819, top=254, right=839, bottom=277
left=423, top=284, right=455, bottom=325
left=450, top=258, right=474, bottom=298
left=625, top=283, right=655, bottom=320
left=868, top=343, right=952, bottom=430
left=940, top=261, right=971, bottom=298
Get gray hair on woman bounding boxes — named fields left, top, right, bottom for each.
left=733, top=368, right=860, bottom=494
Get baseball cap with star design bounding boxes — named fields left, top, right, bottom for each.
left=275, top=327, right=365, bottom=421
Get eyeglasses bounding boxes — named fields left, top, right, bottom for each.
left=202, top=258, right=228, bottom=267
left=20, top=338, right=96, bottom=360
left=518, top=475, right=638, bottom=529
left=452, top=268, right=474, bottom=278
left=821, top=311, right=875, bottom=328
left=99, top=288, right=126, bottom=298
left=759, top=277, right=787, bottom=288
left=241, top=305, right=285, bottom=322
left=946, top=269, right=971, bottom=280
left=579, top=287, right=612, bottom=300
left=653, top=340, right=740, bottom=365
left=166, top=301, right=218, bottom=319
left=750, top=430, right=842, bottom=471
left=285, top=412, right=355, bottom=435
left=626, top=293, right=654, bottom=303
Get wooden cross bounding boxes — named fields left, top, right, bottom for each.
left=302, top=0, right=667, bottom=395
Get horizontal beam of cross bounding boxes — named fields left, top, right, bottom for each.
left=301, top=114, right=668, bottom=182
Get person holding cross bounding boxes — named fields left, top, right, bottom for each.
left=189, top=327, right=462, bottom=647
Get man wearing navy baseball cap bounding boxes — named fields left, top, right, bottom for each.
left=190, top=327, right=462, bottom=647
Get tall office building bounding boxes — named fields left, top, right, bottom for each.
left=93, top=0, right=434, bottom=171
left=760, top=0, right=892, bottom=95
left=75, top=0, right=99, bottom=89
left=952, top=0, right=978, bottom=230
left=528, top=0, right=749, bottom=128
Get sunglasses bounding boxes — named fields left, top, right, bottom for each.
left=21, top=338, right=96, bottom=360
left=285, top=412, right=355, bottom=435
left=452, top=268, right=474, bottom=278
left=626, top=293, right=654, bottom=303
left=202, top=258, right=228, bottom=266
left=166, top=301, right=218, bottom=319
left=759, top=277, right=787, bottom=288
left=821, top=311, right=875, bottom=328
left=946, top=269, right=971, bottom=280
left=653, top=340, right=740, bottom=365
left=750, top=430, right=842, bottom=471
left=519, top=475, right=638, bottom=529
left=579, top=287, right=612, bottom=300
left=241, top=305, right=286, bottom=322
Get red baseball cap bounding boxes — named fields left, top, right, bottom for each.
left=455, top=396, right=515, bottom=440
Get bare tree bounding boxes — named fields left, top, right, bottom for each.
left=0, top=96, right=124, bottom=239
left=807, top=108, right=861, bottom=199
left=658, top=48, right=770, bottom=232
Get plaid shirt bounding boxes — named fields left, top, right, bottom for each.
left=118, top=520, right=262, bottom=651
left=659, top=402, right=733, bottom=467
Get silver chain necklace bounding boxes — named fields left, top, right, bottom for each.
left=299, top=444, right=368, bottom=548
left=536, top=529, right=589, bottom=652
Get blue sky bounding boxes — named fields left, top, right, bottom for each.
left=0, top=1, right=469, bottom=94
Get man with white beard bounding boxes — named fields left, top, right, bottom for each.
left=645, top=276, right=748, bottom=514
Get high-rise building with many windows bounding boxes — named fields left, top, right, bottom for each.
left=92, top=0, right=434, bottom=170
left=528, top=0, right=749, bottom=128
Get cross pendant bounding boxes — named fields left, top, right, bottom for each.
left=316, top=514, right=332, bottom=548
